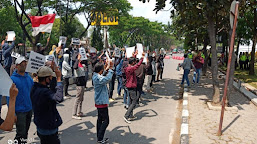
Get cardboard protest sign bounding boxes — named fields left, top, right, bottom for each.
left=59, top=36, right=67, bottom=45
left=7, top=31, right=15, bottom=41
left=89, top=47, right=97, bottom=53
left=114, top=47, right=121, bottom=57
left=126, top=47, right=135, bottom=58
left=79, top=48, right=88, bottom=60
left=26, top=51, right=46, bottom=73
left=0, top=64, right=13, bottom=96
left=45, top=54, right=58, bottom=65
left=136, top=43, right=143, bottom=59
left=71, top=38, right=80, bottom=45
left=11, top=51, right=21, bottom=58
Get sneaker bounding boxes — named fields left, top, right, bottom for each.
left=123, top=116, right=131, bottom=124
left=77, top=112, right=84, bottom=117
left=97, top=138, right=109, bottom=144
left=72, top=115, right=82, bottom=120
left=128, top=116, right=137, bottom=121
left=65, top=94, right=72, bottom=97
left=109, top=98, right=115, bottom=102
left=117, top=94, right=121, bottom=97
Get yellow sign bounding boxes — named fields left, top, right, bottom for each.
left=91, top=12, right=118, bottom=26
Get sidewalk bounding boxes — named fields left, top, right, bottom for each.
left=188, top=72, right=257, bottom=144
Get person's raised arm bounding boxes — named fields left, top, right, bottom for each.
left=131, top=52, right=145, bottom=71
left=0, top=84, right=18, bottom=131
left=50, top=67, right=63, bottom=102
left=3, top=37, right=15, bottom=56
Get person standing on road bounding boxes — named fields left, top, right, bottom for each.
left=11, top=57, right=34, bottom=144
left=72, top=54, right=86, bottom=120
left=62, top=53, right=72, bottom=97
left=145, top=55, right=153, bottom=92
left=92, top=61, right=114, bottom=144
left=192, top=51, right=204, bottom=84
left=31, top=66, right=63, bottom=144
left=179, top=54, right=195, bottom=88
left=115, top=55, right=124, bottom=98
left=151, top=54, right=157, bottom=87
left=122, top=56, right=130, bottom=109
left=123, top=52, right=145, bottom=124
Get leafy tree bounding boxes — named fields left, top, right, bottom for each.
left=91, top=27, right=104, bottom=51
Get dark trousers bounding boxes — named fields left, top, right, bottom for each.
left=15, top=110, right=32, bottom=144
left=125, top=89, right=138, bottom=119
left=63, top=78, right=69, bottom=95
left=108, top=74, right=116, bottom=98
left=239, top=60, right=243, bottom=70
left=116, top=76, right=123, bottom=96
left=160, top=68, right=163, bottom=79
left=150, top=75, right=156, bottom=87
left=37, top=132, right=60, bottom=144
left=85, top=70, right=88, bottom=87
left=97, top=107, right=109, bottom=141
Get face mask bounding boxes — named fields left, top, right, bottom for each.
left=46, top=77, right=52, bottom=88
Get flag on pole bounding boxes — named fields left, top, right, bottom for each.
left=30, top=14, right=56, bottom=36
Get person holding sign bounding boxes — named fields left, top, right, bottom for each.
left=72, top=54, right=86, bottom=120
left=0, top=84, right=18, bottom=131
left=2, top=36, right=16, bottom=75
left=123, top=52, right=145, bottom=124
left=36, top=37, right=50, bottom=55
left=11, top=57, right=34, bottom=143
left=92, top=60, right=114, bottom=144
left=30, top=66, right=63, bottom=144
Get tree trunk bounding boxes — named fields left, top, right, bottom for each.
left=202, top=39, right=208, bottom=76
left=249, top=36, right=257, bottom=75
left=207, top=16, right=220, bottom=104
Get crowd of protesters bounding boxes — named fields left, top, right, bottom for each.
left=0, top=34, right=166, bottom=144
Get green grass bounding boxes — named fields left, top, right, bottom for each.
left=220, top=63, right=257, bottom=88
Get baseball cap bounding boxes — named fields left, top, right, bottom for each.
left=36, top=43, right=42, bottom=47
left=15, top=57, right=27, bottom=65
left=37, top=66, right=56, bottom=77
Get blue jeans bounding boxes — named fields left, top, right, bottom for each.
left=181, top=69, right=190, bottom=86
left=193, top=68, right=201, bottom=83
left=116, top=76, right=122, bottom=96
left=123, top=87, right=130, bottom=107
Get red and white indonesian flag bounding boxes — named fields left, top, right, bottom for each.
left=30, top=14, right=56, bottom=36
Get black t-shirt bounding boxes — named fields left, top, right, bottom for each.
left=0, top=117, right=4, bottom=125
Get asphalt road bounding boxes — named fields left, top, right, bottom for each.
left=0, top=54, right=184, bottom=144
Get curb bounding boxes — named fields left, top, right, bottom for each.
left=218, top=71, right=257, bottom=107
left=180, top=85, right=189, bottom=144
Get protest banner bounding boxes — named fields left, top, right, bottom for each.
left=0, top=64, right=13, bottom=96
left=136, top=43, right=143, bottom=59
left=7, top=31, right=15, bottom=41
left=126, top=46, right=135, bottom=58
left=79, top=48, right=88, bottom=60
left=11, top=51, right=21, bottom=58
left=114, top=47, right=121, bottom=57
left=26, top=51, right=46, bottom=73
left=59, top=36, right=67, bottom=45
left=45, top=54, right=58, bottom=65
left=89, top=47, right=97, bottom=53
left=71, top=38, right=80, bottom=45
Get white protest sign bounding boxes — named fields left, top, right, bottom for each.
left=0, top=64, right=13, bottom=96
left=7, top=31, right=15, bottom=41
left=105, top=51, right=110, bottom=60
left=11, top=51, right=21, bottom=58
left=136, top=43, right=143, bottom=59
left=126, top=46, right=135, bottom=58
left=114, top=47, right=121, bottom=57
left=89, top=47, right=97, bottom=53
left=26, top=51, right=46, bottom=73
left=79, top=48, right=88, bottom=60
left=143, top=53, right=147, bottom=64
left=45, top=54, right=58, bottom=66
left=71, top=38, right=80, bottom=45
left=59, top=36, right=67, bottom=45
